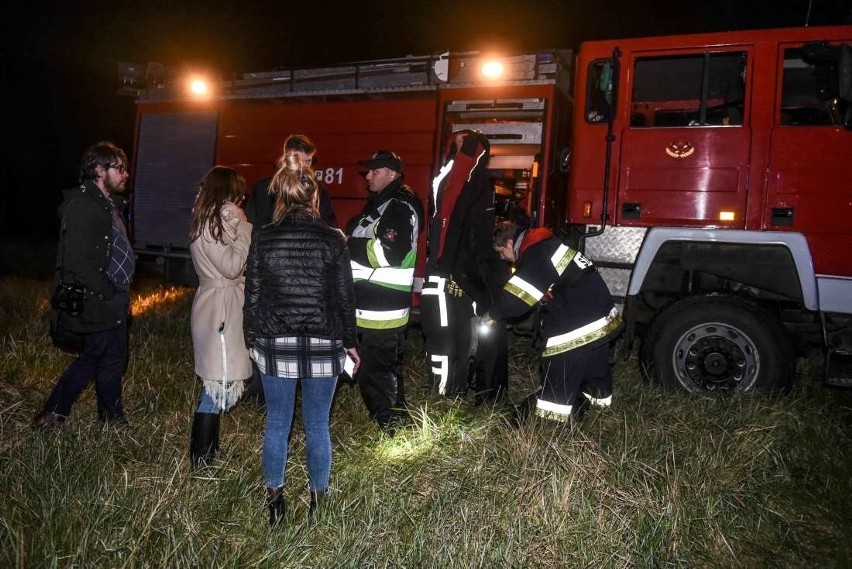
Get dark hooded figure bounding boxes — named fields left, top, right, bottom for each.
left=421, top=130, right=510, bottom=404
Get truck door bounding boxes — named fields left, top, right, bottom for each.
left=614, top=49, right=751, bottom=227
left=766, top=40, right=852, bottom=277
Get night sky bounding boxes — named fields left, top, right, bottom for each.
left=4, top=0, right=850, bottom=242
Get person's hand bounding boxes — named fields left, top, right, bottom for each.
left=346, top=347, right=361, bottom=375
left=221, top=201, right=246, bottom=238
left=480, top=312, right=495, bottom=327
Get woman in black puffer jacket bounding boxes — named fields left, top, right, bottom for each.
left=243, top=152, right=360, bottom=526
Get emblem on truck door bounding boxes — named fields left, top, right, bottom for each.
left=665, top=140, right=695, bottom=159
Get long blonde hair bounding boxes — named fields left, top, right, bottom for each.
left=189, top=166, right=246, bottom=243
left=270, top=152, right=319, bottom=223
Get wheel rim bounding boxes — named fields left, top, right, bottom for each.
left=671, top=321, right=760, bottom=392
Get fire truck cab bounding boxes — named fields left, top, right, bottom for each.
left=569, top=25, right=852, bottom=392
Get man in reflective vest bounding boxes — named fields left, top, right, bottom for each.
left=485, top=221, right=623, bottom=422
left=422, top=130, right=510, bottom=404
left=346, top=150, right=424, bottom=430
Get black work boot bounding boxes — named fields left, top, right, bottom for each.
left=267, top=486, right=285, bottom=527
left=309, top=490, right=327, bottom=519
left=189, top=412, right=220, bottom=468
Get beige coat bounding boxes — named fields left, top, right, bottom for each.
left=190, top=202, right=253, bottom=384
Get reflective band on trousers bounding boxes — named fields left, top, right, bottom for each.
left=504, top=275, right=544, bottom=307
left=356, top=307, right=410, bottom=330
left=422, top=276, right=448, bottom=327
left=536, top=397, right=572, bottom=421
left=542, top=307, right=622, bottom=357
left=583, top=392, right=612, bottom=407
left=430, top=354, right=450, bottom=395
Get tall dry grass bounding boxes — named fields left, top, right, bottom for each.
left=2, top=274, right=852, bottom=567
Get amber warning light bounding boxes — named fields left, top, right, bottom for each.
left=481, top=59, right=505, bottom=79
left=188, top=77, right=210, bottom=98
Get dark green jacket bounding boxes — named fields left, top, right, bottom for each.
left=53, top=181, right=129, bottom=333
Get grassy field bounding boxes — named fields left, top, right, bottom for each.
left=2, top=274, right=852, bottom=567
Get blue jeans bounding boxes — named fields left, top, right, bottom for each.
left=196, top=388, right=234, bottom=414
left=261, top=374, right=338, bottom=490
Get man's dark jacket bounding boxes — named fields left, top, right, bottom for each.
left=245, top=177, right=337, bottom=232
left=53, top=181, right=128, bottom=333
left=243, top=209, right=356, bottom=349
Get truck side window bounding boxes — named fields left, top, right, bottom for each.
left=630, top=52, right=746, bottom=128
left=586, top=60, right=614, bottom=123
left=780, top=43, right=849, bottom=126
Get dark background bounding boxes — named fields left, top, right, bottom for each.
left=3, top=0, right=850, bottom=246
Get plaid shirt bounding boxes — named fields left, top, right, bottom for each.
left=252, top=336, right=345, bottom=379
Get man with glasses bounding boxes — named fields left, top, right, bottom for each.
left=34, top=141, right=135, bottom=430
left=346, top=150, right=423, bottom=432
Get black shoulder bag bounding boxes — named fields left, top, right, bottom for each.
left=49, top=213, right=88, bottom=353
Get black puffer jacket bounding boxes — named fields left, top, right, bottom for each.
left=243, top=209, right=356, bottom=349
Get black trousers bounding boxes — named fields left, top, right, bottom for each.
left=421, top=277, right=507, bottom=400
left=357, top=330, right=406, bottom=427
left=44, top=321, right=129, bottom=420
left=538, top=342, right=612, bottom=420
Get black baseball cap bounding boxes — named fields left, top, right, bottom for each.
left=358, top=150, right=403, bottom=173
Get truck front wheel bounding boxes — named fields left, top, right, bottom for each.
left=642, top=295, right=794, bottom=394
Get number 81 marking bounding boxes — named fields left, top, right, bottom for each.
left=315, top=168, right=343, bottom=185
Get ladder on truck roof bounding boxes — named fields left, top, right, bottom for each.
left=135, top=50, right=573, bottom=103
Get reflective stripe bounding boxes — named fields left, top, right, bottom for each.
left=583, top=393, right=612, bottom=407
left=356, top=307, right=410, bottom=330
left=504, top=275, right=543, bottom=307
left=372, top=267, right=415, bottom=289
left=422, top=276, right=448, bottom=327
left=543, top=307, right=622, bottom=357
left=368, top=238, right=390, bottom=267
left=431, top=354, right=449, bottom=395
left=351, top=261, right=415, bottom=290
left=551, top=244, right=576, bottom=275
left=431, top=159, right=453, bottom=210
left=535, top=397, right=572, bottom=421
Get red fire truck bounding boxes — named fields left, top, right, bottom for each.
left=127, top=24, right=852, bottom=393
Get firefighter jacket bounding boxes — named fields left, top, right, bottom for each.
left=346, top=178, right=423, bottom=331
left=427, top=130, right=508, bottom=312
left=491, top=228, right=622, bottom=357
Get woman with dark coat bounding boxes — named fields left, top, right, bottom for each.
left=243, top=153, right=359, bottom=526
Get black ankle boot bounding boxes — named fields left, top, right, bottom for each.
left=190, top=412, right=220, bottom=468
left=267, top=486, right=285, bottom=527
left=309, top=490, right=327, bottom=518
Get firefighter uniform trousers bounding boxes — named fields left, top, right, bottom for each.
left=422, top=275, right=508, bottom=399
left=535, top=276, right=619, bottom=420
left=539, top=342, right=613, bottom=421
left=357, top=329, right=407, bottom=426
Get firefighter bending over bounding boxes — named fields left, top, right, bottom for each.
left=346, top=150, right=423, bottom=431
left=421, top=130, right=510, bottom=404
left=484, top=221, right=623, bottom=423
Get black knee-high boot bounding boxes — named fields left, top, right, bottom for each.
left=267, top=486, right=285, bottom=527
left=190, top=412, right=220, bottom=468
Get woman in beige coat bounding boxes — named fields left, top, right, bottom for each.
left=188, top=166, right=253, bottom=467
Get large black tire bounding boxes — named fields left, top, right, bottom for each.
left=641, top=295, right=794, bottom=394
